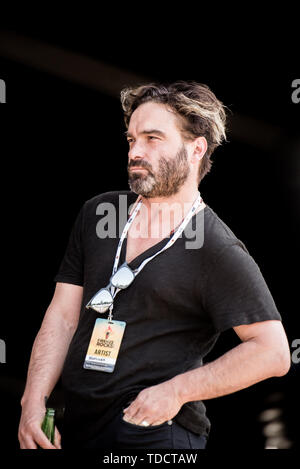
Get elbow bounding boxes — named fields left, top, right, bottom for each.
left=273, top=348, right=291, bottom=377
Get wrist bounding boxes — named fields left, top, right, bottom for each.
left=169, top=373, right=190, bottom=406
left=21, top=392, right=48, bottom=408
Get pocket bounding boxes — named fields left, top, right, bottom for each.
left=116, top=411, right=174, bottom=449
left=121, top=414, right=171, bottom=430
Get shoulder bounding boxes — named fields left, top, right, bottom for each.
left=82, top=190, right=138, bottom=213
left=202, top=204, right=250, bottom=261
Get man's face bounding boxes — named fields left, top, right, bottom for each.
left=127, top=102, right=191, bottom=197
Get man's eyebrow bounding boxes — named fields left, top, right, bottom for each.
left=125, top=129, right=166, bottom=138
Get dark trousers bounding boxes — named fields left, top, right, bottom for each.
left=63, top=405, right=207, bottom=450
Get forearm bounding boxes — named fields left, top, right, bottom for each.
left=171, top=339, right=286, bottom=404
left=21, top=306, right=77, bottom=406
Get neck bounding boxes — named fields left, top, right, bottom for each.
left=129, top=183, right=203, bottom=240
left=135, top=184, right=201, bottom=234
left=140, top=184, right=199, bottom=212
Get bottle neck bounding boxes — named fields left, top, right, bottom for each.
left=46, top=408, right=55, bottom=417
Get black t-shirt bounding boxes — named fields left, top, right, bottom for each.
left=54, top=190, right=281, bottom=443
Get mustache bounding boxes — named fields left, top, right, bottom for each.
left=128, top=160, right=153, bottom=173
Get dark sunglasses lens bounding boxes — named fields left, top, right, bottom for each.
left=111, top=265, right=135, bottom=289
left=87, top=288, right=113, bottom=313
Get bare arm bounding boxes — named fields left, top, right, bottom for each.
left=123, top=320, right=291, bottom=426
left=172, top=319, right=291, bottom=402
left=18, top=282, right=83, bottom=449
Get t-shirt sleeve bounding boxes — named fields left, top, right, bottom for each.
left=203, top=243, right=282, bottom=332
left=54, top=205, right=85, bottom=286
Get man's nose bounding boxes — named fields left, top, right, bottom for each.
left=128, top=140, right=146, bottom=160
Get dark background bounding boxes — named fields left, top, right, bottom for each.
left=0, top=15, right=299, bottom=452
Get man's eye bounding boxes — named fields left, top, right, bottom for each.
left=148, top=136, right=158, bottom=140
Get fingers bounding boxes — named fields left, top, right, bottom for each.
left=19, top=436, right=38, bottom=450
left=122, top=412, right=166, bottom=427
left=123, top=401, right=139, bottom=418
left=18, top=403, right=62, bottom=450
left=54, top=426, right=62, bottom=449
left=123, top=401, right=170, bottom=427
left=19, top=425, right=58, bottom=449
left=123, top=408, right=153, bottom=426
left=123, top=399, right=150, bottom=425
left=132, top=410, right=150, bottom=426
left=123, top=407, right=140, bottom=424
left=122, top=384, right=178, bottom=427
left=151, top=420, right=166, bottom=426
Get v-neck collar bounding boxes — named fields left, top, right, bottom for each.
left=118, top=192, right=207, bottom=271
left=120, top=233, right=173, bottom=270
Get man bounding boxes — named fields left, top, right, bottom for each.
left=18, top=81, right=290, bottom=449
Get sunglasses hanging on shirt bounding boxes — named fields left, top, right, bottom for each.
left=86, top=262, right=135, bottom=313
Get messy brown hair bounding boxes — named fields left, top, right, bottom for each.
left=120, top=81, right=227, bottom=184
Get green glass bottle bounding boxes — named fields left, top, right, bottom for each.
left=41, top=408, right=55, bottom=445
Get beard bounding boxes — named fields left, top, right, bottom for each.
left=127, top=145, right=190, bottom=198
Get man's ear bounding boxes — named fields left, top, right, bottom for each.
left=190, top=136, right=207, bottom=163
